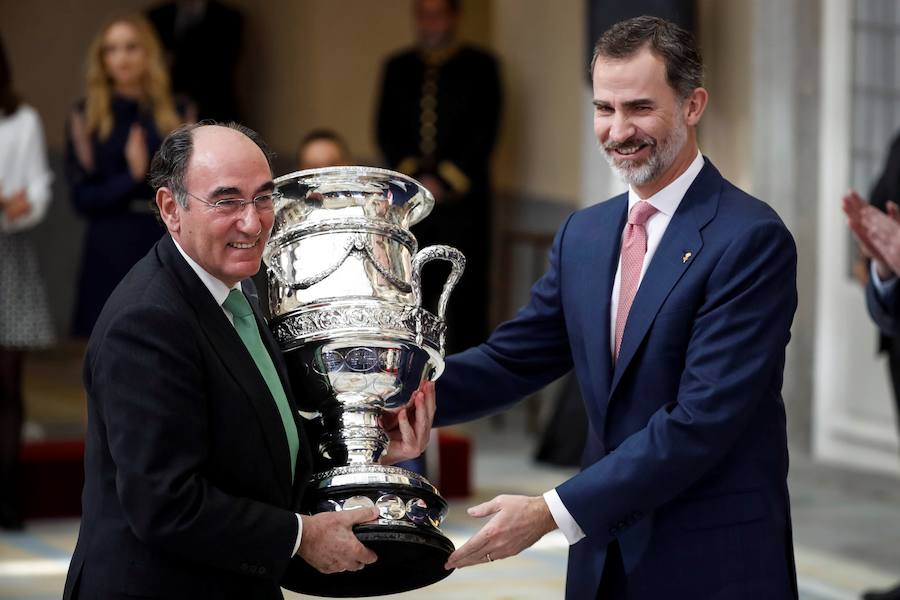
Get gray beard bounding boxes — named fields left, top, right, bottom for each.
left=601, top=118, right=688, bottom=188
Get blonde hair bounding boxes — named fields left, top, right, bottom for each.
left=84, top=14, right=180, bottom=139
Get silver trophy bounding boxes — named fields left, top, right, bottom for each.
left=266, top=167, right=465, bottom=597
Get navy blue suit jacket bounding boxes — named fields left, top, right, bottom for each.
left=436, top=160, right=799, bottom=599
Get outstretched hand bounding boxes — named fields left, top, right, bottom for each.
left=380, top=381, right=436, bottom=466
left=445, top=494, right=557, bottom=569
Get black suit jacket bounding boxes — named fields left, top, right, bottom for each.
left=63, top=234, right=313, bottom=600
left=147, top=0, right=243, bottom=122
left=867, top=277, right=900, bottom=337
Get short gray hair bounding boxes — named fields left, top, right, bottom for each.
left=590, top=15, right=704, bottom=100
left=148, top=120, right=274, bottom=212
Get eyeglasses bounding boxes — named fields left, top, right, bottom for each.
left=186, top=191, right=280, bottom=215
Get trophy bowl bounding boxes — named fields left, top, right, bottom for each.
left=266, top=166, right=465, bottom=597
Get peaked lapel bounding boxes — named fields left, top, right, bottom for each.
left=609, top=160, right=721, bottom=397
left=581, top=195, right=627, bottom=430
left=158, top=236, right=294, bottom=502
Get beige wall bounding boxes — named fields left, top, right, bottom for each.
left=0, top=0, right=147, bottom=150
left=491, top=0, right=583, bottom=203
left=697, top=0, right=754, bottom=192
left=1, top=1, right=751, bottom=203
left=0, top=0, right=489, bottom=167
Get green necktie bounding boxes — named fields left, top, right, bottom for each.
left=223, top=289, right=299, bottom=482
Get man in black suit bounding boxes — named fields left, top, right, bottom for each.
left=63, top=122, right=434, bottom=599
left=147, top=0, right=244, bottom=122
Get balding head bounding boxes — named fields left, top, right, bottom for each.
left=149, top=121, right=273, bottom=212
left=152, top=121, right=277, bottom=287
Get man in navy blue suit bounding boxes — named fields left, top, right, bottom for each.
left=439, top=16, right=799, bottom=599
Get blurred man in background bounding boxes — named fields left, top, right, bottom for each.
left=376, top=0, right=501, bottom=353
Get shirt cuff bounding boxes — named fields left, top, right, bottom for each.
left=871, top=261, right=898, bottom=298
left=292, top=513, right=303, bottom=556
left=543, top=489, right=585, bottom=545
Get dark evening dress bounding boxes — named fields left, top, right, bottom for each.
left=65, top=96, right=167, bottom=338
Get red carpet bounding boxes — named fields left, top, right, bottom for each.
left=19, top=438, right=84, bottom=519
left=438, top=430, right=472, bottom=498
left=15, top=431, right=471, bottom=518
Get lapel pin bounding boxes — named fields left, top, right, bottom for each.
left=682, top=251, right=692, bottom=264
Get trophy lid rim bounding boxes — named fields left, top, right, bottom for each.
left=274, top=166, right=435, bottom=226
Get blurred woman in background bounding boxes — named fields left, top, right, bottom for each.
left=0, top=34, right=55, bottom=530
left=66, top=14, right=193, bottom=337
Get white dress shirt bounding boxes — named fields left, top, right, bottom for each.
left=543, top=150, right=705, bottom=545
left=871, top=261, right=898, bottom=298
left=172, top=239, right=304, bottom=556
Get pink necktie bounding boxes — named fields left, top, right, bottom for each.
left=614, top=201, right=658, bottom=361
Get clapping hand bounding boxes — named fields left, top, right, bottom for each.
left=843, top=190, right=900, bottom=279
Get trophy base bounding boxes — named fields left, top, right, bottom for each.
left=282, top=522, right=454, bottom=597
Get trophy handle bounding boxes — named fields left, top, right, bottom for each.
left=411, top=245, right=466, bottom=351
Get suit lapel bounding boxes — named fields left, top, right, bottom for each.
left=158, top=236, right=294, bottom=502
left=583, top=196, right=627, bottom=421
left=609, top=160, right=721, bottom=397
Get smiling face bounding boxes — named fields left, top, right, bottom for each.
left=159, top=126, right=274, bottom=287
left=592, top=45, right=707, bottom=198
left=101, top=21, right=147, bottom=89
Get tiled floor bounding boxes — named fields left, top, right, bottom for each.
left=0, top=428, right=576, bottom=600
left=5, top=435, right=900, bottom=599
left=4, top=347, right=900, bottom=599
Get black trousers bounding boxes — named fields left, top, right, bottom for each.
left=887, top=337, right=900, bottom=424
left=0, top=350, right=24, bottom=528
